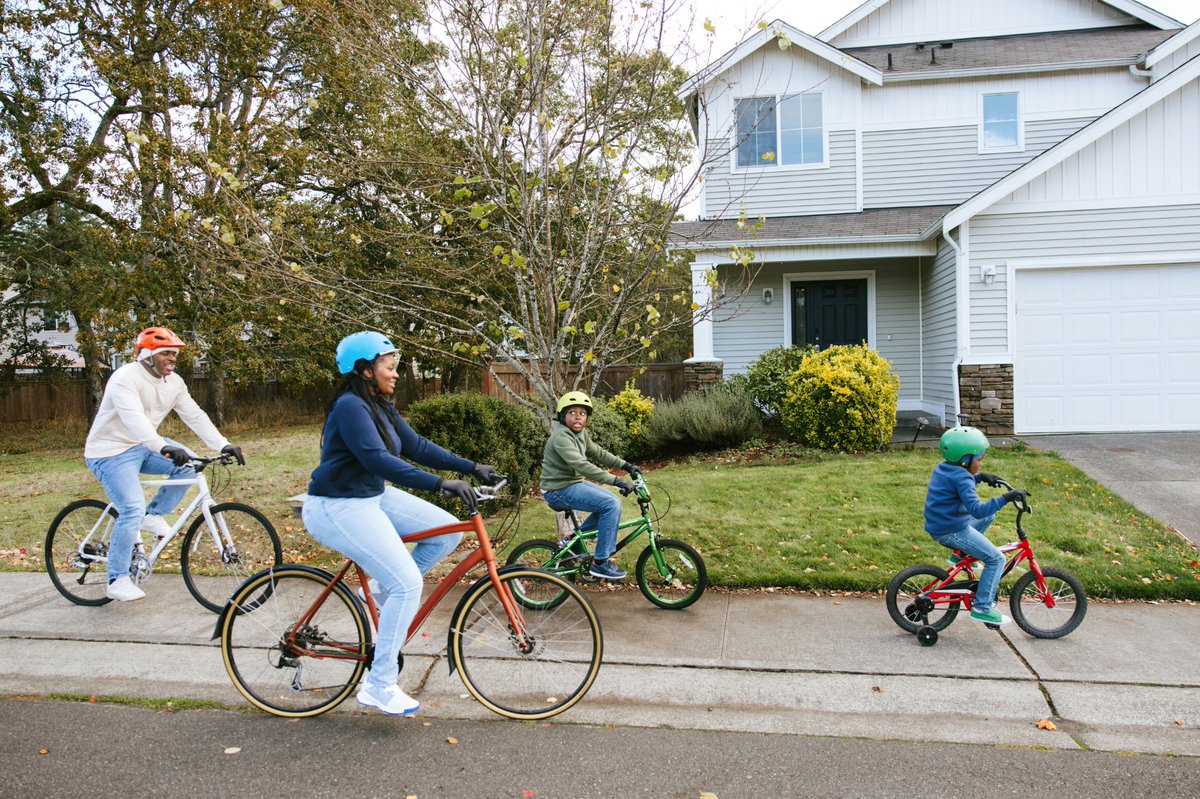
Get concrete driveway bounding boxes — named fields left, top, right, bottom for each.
left=1021, top=432, right=1200, bottom=550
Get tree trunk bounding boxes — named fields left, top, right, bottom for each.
left=445, top=364, right=471, bottom=394
left=207, top=361, right=227, bottom=428
left=72, top=314, right=105, bottom=423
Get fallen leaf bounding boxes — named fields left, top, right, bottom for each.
left=871, top=686, right=883, bottom=693
left=422, top=722, right=433, bottom=727
left=38, top=748, right=49, bottom=756
left=446, top=737, right=458, bottom=745
left=1176, top=719, right=1184, bottom=726
left=88, top=696, right=97, bottom=703
left=406, top=795, right=418, bottom=799
left=1035, top=719, right=1057, bottom=731
left=224, top=747, right=241, bottom=754
left=523, top=792, right=537, bottom=798
left=700, top=793, right=719, bottom=799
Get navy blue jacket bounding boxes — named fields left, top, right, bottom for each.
left=923, top=461, right=1007, bottom=537
left=308, top=392, right=474, bottom=498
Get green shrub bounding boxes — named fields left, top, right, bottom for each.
left=405, top=392, right=546, bottom=507
left=741, top=345, right=817, bottom=418
left=584, top=396, right=631, bottom=460
left=607, top=382, right=655, bottom=437
left=779, top=344, right=899, bottom=452
left=641, top=385, right=762, bottom=455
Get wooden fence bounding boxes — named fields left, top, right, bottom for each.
left=480, top=362, right=685, bottom=402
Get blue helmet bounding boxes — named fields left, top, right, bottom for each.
left=335, top=331, right=397, bottom=374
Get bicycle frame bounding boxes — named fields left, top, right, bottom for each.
left=550, top=481, right=660, bottom=565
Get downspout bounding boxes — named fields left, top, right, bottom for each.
left=943, top=223, right=967, bottom=424
left=1129, top=63, right=1154, bottom=79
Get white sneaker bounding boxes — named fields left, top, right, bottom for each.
left=357, top=683, right=419, bottom=716
left=140, top=514, right=173, bottom=539
left=106, top=576, right=146, bottom=602
left=357, top=578, right=386, bottom=609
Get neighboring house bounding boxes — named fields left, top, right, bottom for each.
left=671, top=0, right=1200, bottom=434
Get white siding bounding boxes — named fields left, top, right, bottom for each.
left=864, top=117, right=1092, bottom=207
left=703, top=130, right=858, bottom=219
left=996, top=77, right=1200, bottom=206
left=922, top=236, right=959, bottom=423
left=829, top=0, right=1139, bottom=48
left=1151, top=41, right=1200, bottom=78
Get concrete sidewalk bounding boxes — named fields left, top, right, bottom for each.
left=1, top=571, right=1197, bottom=756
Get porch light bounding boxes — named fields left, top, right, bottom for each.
left=762, top=288, right=774, bottom=304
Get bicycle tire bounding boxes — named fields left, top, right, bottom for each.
left=449, top=569, right=602, bottom=721
left=635, top=538, right=707, bottom=610
left=505, top=538, right=576, bottom=609
left=1010, top=567, right=1087, bottom=639
left=886, top=564, right=961, bottom=633
left=220, top=566, right=370, bottom=718
left=181, top=502, right=283, bottom=613
left=45, top=499, right=117, bottom=606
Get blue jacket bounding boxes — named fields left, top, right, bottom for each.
left=308, top=392, right=474, bottom=498
left=923, top=461, right=1007, bottom=537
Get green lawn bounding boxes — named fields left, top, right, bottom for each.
left=3, top=421, right=1198, bottom=599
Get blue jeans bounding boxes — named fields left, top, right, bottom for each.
left=301, top=486, right=462, bottom=692
left=542, top=481, right=622, bottom=562
left=931, top=513, right=1003, bottom=613
left=86, top=440, right=195, bottom=582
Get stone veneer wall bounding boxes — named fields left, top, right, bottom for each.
left=683, top=360, right=723, bottom=393
left=958, top=363, right=1013, bottom=435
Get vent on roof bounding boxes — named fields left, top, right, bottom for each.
left=886, top=52, right=893, bottom=70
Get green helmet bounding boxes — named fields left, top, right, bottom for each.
left=940, top=425, right=989, bottom=465
left=555, top=390, right=593, bottom=417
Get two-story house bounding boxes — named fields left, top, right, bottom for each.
left=672, top=0, right=1200, bottom=434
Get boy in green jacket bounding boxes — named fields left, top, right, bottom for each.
left=541, top=391, right=641, bottom=580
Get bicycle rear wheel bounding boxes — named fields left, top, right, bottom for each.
left=181, top=502, right=283, bottom=613
left=45, top=499, right=116, bottom=606
left=1010, top=567, right=1087, bottom=639
left=450, top=569, right=602, bottom=721
left=635, top=538, right=707, bottom=610
left=886, top=564, right=961, bottom=633
left=219, top=566, right=370, bottom=718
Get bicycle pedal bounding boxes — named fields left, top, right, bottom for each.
left=578, top=573, right=601, bottom=584
left=985, top=623, right=1000, bottom=631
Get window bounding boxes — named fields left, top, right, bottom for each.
left=735, top=92, right=824, bottom=168
left=981, top=92, right=1020, bottom=151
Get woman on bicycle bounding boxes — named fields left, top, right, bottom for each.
left=302, top=331, right=499, bottom=716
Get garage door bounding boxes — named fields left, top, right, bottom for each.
left=1014, top=264, right=1200, bottom=433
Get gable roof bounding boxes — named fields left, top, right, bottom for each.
left=677, top=20, right=882, bottom=103
left=943, top=49, right=1200, bottom=232
left=1143, top=16, right=1200, bottom=68
left=670, top=206, right=954, bottom=249
left=843, top=26, right=1175, bottom=78
left=820, top=0, right=1181, bottom=43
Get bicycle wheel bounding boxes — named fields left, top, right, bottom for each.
left=886, top=564, right=961, bottom=633
left=450, top=569, right=602, bottom=721
left=1009, top=567, right=1087, bottom=639
left=45, top=499, right=117, bottom=606
left=219, top=566, right=370, bottom=718
left=635, top=538, right=707, bottom=610
left=505, top=539, right=574, bottom=609
left=181, top=502, right=283, bottom=613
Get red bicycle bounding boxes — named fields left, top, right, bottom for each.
left=886, top=478, right=1087, bottom=646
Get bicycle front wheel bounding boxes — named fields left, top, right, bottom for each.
left=635, top=538, right=707, bottom=610
left=1010, top=567, right=1087, bottom=639
left=219, top=566, right=370, bottom=718
left=181, top=502, right=283, bottom=613
left=45, top=499, right=116, bottom=606
left=450, top=569, right=602, bottom=721
left=505, top=539, right=574, bottom=609
left=886, top=564, right=960, bottom=633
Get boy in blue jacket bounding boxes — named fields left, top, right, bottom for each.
left=925, top=426, right=1027, bottom=625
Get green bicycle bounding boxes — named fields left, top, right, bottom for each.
left=505, top=477, right=707, bottom=610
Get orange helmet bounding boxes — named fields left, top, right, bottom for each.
left=135, top=326, right=186, bottom=359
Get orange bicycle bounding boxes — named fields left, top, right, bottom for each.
left=214, top=480, right=603, bottom=720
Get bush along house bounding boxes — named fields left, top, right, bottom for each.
left=672, top=0, right=1200, bottom=434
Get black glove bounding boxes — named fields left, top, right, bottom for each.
left=471, top=463, right=501, bottom=485
left=613, top=479, right=635, bottom=496
left=439, top=478, right=477, bottom=509
left=221, top=444, right=245, bottom=466
left=977, top=472, right=1001, bottom=487
left=1003, top=489, right=1030, bottom=504
left=160, top=445, right=190, bottom=467
left=621, top=461, right=642, bottom=479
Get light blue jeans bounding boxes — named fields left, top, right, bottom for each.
left=542, top=481, right=622, bottom=562
left=85, top=440, right=195, bottom=582
left=931, top=513, right=1004, bottom=613
left=301, top=486, right=462, bottom=692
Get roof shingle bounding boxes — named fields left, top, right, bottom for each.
left=670, top=206, right=955, bottom=247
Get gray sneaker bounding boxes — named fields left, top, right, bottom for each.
left=588, top=559, right=626, bottom=581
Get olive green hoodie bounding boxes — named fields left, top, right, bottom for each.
left=540, top=421, right=624, bottom=491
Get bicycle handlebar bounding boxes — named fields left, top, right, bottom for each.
left=189, top=452, right=242, bottom=473
left=992, top=477, right=1032, bottom=514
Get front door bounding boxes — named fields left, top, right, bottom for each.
left=791, top=279, right=868, bottom=349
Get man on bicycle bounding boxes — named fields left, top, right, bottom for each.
left=84, top=326, right=244, bottom=602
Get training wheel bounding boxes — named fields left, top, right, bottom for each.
left=917, top=626, right=938, bottom=647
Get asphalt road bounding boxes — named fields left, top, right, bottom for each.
left=3, top=698, right=1198, bottom=799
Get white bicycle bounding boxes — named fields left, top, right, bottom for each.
left=45, top=453, right=282, bottom=612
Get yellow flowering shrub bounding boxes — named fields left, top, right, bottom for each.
left=779, top=344, right=899, bottom=452
left=607, top=382, right=655, bottom=437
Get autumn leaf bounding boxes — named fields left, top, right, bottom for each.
left=446, top=737, right=458, bottom=745
left=224, top=746, right=241, bottom=754
left=703, top=19, right=715, bottom=34
left=1035, top=719, right=1057, bottom=731
left=38, top=748, right=49, bottom=756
